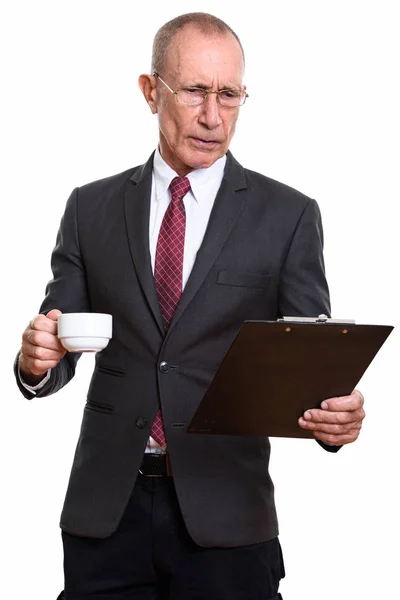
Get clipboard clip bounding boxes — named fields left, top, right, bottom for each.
left=278, top=315, right=356, bottom=324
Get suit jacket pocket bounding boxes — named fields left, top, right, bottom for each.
left=217, top=270, right=271, bottom=289
left=96, top=364, right=126, bottom=377
left=85, top=400, right=115, bottom=414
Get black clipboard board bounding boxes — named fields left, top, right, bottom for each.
left=187, top=319, right=394, bottom=438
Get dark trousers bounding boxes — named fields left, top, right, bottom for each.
left=62, top=475, right=285, bottom=599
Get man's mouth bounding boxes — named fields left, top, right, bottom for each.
left=191, top=137, right=220, bottom=147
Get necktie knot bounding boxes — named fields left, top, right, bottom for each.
left=169, top=176, right=191, bottom=204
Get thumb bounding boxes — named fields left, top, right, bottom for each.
left=46, top=309, right=63, bottom=322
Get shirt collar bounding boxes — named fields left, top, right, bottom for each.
left=153, top=147, right=226, bottom=203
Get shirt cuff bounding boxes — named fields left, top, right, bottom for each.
left=18, top=366, right=51, bottom=394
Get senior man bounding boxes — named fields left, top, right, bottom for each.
left=16, top=12, right=365, bottom=600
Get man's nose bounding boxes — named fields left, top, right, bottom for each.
left=198, top=93, right=223, bottom=128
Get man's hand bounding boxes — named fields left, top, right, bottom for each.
left=19, top=309, right=66, bottom=385
left=298, top=390, right=365, bottom=445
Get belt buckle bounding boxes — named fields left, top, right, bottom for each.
left=139, top=453, right=171, bottom=477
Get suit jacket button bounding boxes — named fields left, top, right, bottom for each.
left=135, top=416, right=147, bottom=429
left=159, top=361, right=170, bottom=373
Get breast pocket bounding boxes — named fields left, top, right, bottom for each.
left=217, top=270, right=271, bottom=289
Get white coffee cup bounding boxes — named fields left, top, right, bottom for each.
left=57, top=313, right=113, bottom=352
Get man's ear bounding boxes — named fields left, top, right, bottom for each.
left=138, top=74, right=157, bottom=114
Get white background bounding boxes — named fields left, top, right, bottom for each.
left=1, top=1, right=399, bottom=598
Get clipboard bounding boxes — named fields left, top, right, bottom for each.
left=187, top=318, right=394, bottom=438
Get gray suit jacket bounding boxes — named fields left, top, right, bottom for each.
left=15, top=151, right=332, bottom=546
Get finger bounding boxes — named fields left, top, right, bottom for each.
left=24, top=343, right=65, bottom=362
left=30, top=313, right=59, bottom=335
left=24, top=329, right=63, bottom=351
left=20, top=355, right=63, bottom=376
left=46, top=309, right=63, bottom=322
left=313, top=427, right=363, bottom=446
left=301, top=407, right=366, bottom=425
left=298, top=418, right=363, bottom=435
left=320, top=390, right=364, bottom=412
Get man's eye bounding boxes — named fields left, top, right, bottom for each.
left=220, top=90, right=240, bottom=99
left=184, top=88, right=205, bottom=96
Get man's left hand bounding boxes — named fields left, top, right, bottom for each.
left=298, top=389, right=365, bottom=446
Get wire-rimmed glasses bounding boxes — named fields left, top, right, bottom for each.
left=153, top=72, right=248, bottom=108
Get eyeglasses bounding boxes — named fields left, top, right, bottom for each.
left=152, top=72, right=248, bottom=108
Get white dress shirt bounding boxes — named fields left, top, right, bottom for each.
left=20, top=148, right=227, bottom=453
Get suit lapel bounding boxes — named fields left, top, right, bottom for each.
left=124, top=152, right=165, bottom=334
left=167, top=152, right=248, bottom=334
left=124, top=151, right=248, bottom=337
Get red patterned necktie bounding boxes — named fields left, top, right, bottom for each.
left=151, top=176, right=191, bottom=446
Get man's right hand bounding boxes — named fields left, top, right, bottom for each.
left=19, top=309, right=66, bottom=385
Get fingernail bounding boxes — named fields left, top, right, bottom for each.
left=299, top=418, right=307, bottom=427
left=304, top=411, right=312, bottom=420
left=321, top=401, right=329, bottom=410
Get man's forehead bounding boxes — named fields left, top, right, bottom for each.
left=164, top=26, right=244, bottom=80
left=174, top=27, right=240, bottom=52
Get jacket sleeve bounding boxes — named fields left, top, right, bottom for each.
left=278, top=197, right=331, bottom=319
left=278, top=198, right=341, bottom=453
left=14, top=187, right=91, bottom=399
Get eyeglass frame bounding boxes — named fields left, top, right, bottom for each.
left=152, top=72, right=249, bottom=107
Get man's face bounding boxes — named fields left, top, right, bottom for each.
left=153, top=27, right=245, bottom=175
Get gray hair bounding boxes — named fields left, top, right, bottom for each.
left=151, top=12, right=245, bottom=74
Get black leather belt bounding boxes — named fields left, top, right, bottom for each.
left=139, top=453, right=172, bottom=477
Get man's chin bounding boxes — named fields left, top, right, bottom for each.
left=186, top=149, right=225, bottom=170
left=163, top=146, right=226, bottom=175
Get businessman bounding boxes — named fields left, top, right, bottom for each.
left=16, top=12, right=365, bottom=600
